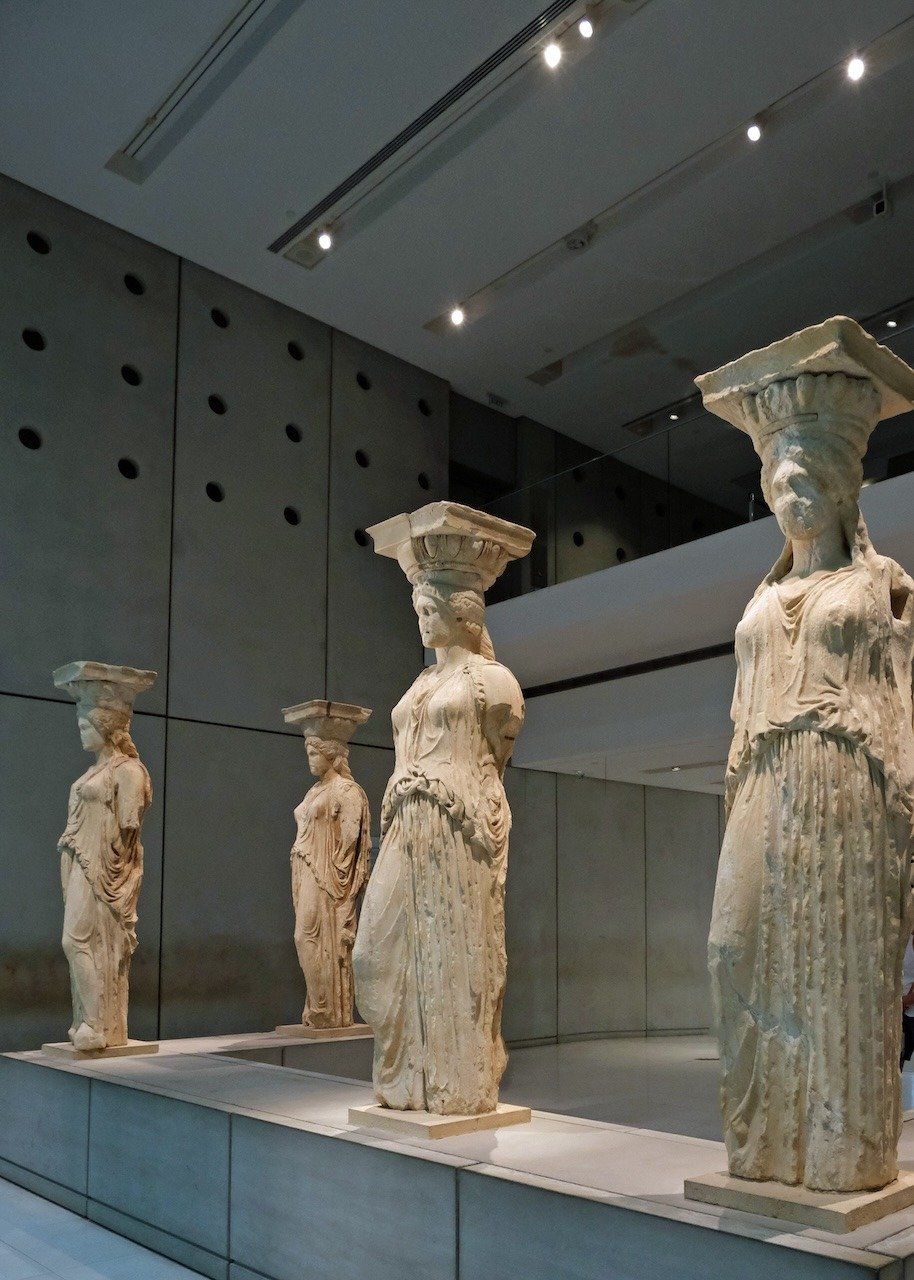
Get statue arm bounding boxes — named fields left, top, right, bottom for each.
left=479, top=664, right=525, bottom=775
left=115, top=760, right=149, bottom=832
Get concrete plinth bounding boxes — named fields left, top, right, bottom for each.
left=274, top=1023, right=373, bottom=1039
left=348, top=1101, right=531, bottom=1138
left=684, top=1169, right=914, bottom=1233
left=41, top=1040, right=159, bottom=1061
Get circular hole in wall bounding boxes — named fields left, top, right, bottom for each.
left=354, top=528, right=369, bottom=547
left=614, top=484, right=626, bottom=501
left=418, top=472, right=430, bottom=490
left=206, top=482, right=225, bottom=503
left=355, top=449, right=370, bottom=468
left=616, top=547, right=627, bottom=562
left=284, top=506, right=301, bottom=526
left=285, top=423, right=302, bottom=443
left=287, top=340, right=304, bottom=361
left=572, top=531, right=585, bottom=547
left=18, top=427, right=41, bottom=450
left=356, top=371, right=371, bottom=391
left=22, top=328, right=45, bottom=351
left=417, top=398, right=432, bottom=417
left=208, top=394, right=227, bottom=415
left=121, top=364, right=142, bottom=386
left=27, top=231, right=50, bottom=255
left=124, top=273, right=145, bottom=296
left=210, top=307, right=229, bottom=329
left=118, top=457, right=139, bottom=480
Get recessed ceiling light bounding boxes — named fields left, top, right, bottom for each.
left=671, top=766, right=681, bottom=772
left=669, top=413, right=679, bottom=421
left=317, top=230, right=333, bottom=251
left=450, top=307, right=465, bottom=326
left=887, top=319, right=898, bottom=328
left=847, top=55, right=865, bottom=81
left=746, top=122, right=762, bottom=142
left=578, top=17, right=594, bottom=38
left=544, top=42, right=562, bottom=68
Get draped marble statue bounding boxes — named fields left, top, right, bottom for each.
left=353, top=503, right=534, bottom=1118
left=697, top=318, right=914, bottom=1195
left=282, top=700, right=372, bottom=1030
left=53, top=662, right=156, bottom=1053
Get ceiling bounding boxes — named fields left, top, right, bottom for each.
left=3, top=0, right=914, bottom=463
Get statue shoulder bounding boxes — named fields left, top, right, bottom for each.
left=113, top=757, right=149, bottom=790
left=471, top=657, right=524, bottom=711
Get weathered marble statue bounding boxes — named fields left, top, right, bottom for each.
left=698, top=318, right=914, bottom=1193
left=54, top=662, right=156, bottom=1052
left=282, top=700, right=372, bottom=1029
left=353, top=502, right=534, bottom=1116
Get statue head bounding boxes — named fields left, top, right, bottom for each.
left=78, top=707, right=138, bottom=757
left=53, top=662, right=155, bottom=759
left=411, top=578, right=489, bottom=655
left=305, top=735, right=353, bottom=781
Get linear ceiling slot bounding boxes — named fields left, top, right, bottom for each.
left=106, top=0, right=307, bottom=184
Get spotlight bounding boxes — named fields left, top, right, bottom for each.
left=450, top=307, right=465, bottom=327
left=544, top=42, right=562, bottom=68
left=888, top=319, right=898, bottom=328
left=746, top=122, right=762, bottom=142
left=669, top=413, right=679, bottom=421
left=847, top=55, right=865, bottom=81
left=578, top=17, right=594, bottom=38
left=317, top=230, right=333, bottom=251
left=671, top=766, right=681, bottom=773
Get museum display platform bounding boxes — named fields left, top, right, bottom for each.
left=3, top=1037, right=914, bottom=1280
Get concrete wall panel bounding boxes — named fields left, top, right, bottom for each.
left=645, top=788, right=719, bottom=1031
left=503, top=767, right=557, bottom=1044
left=326, top=330, right=448, bottom=746
left=557, top=776, right=646, bottom=1036
left=168, top=262, right=330, bottom=731
left=159, top=719, right=305, bottom=1038
left=0, top=173, right=176, bottom=711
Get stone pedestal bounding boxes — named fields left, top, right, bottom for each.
left=274, top=1023, right=373, bottom=1039
left=348, top=1102, right=531, bottom=1139
left=684, top=1169, right=914, bottom=1233
left=41, top=1039, right=159, bottom=1061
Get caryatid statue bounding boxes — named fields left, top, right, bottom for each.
left=282, top=700, right=372, bottom=1031
left=54, top=662, right=156, bottom=1053
left=353, top=502, right=534, bottom=1117
left=696, top=318, right=914, bottom=1196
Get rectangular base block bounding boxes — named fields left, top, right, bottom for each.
left=349, top=1102, right=531, bottom=1139
left=684, top=1169, right=914, bottom=1232
left=41, top=1040, right=159, bottom=1061
left=273, top=1023, right=373, bottom=1039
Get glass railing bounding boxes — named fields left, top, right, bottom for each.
left=485, top=306, right=914, bottom=605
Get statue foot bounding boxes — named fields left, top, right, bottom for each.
left=72, top=1023, right=106, bottom=1051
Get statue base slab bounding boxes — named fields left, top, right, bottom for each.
left=348, top=1101, right=531, bottom=1139
left=273, top=1024, right=373, bottom=1039
left=684, top=1169, right=914, bottom=1233
left=41, top=1040, right=159, bottom=1061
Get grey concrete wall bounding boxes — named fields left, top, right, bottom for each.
left=0, top=173, right=722, bottom=1053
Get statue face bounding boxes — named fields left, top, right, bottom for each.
left=306, top=740, right=331, bottom=779
left=415, top=594, right=457, bottom=649
left=769, top=449, right=839, bottom=542
left=78, top=715, right=105, bottom=753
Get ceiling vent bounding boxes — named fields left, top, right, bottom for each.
left=106, top=0, right=307, bottom=183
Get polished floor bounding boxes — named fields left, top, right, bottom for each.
left=501, top=1033, right=722, bottom=1139
left=0, top=1177, right=203, bottom=1280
